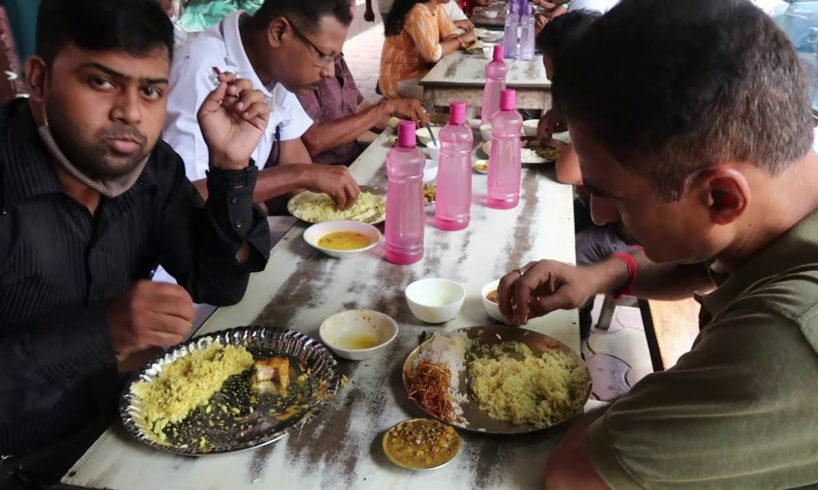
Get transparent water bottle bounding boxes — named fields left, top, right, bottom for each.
left=385, top=121, right=426, bottom=265
left=481, top=45, right=508, bottom=124
left=502, top=2, right=520, bottom=59
left=486, top=89, right=523, bottom=209
left=519, top=3, right=536, bottom=61
left=435, top=101, right=474, bottom=231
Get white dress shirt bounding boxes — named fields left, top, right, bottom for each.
left=443, top=1, right=468, bottom=22
left=163, top=11, right=313, bottom=181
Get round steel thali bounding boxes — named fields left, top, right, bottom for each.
left=287, top=185, right=386, bottom=225
left=120, top=326, right=339, bottom=455
left=402, top=325, right=591, bottom=435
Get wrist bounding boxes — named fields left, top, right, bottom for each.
left=379, top=100, right=395, bottom=117
left=209, top=152, right=250, bottom=171
left=591, top=257, right=631, bottom=296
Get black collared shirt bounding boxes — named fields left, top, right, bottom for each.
left=0, top=99, right=271, bottom=453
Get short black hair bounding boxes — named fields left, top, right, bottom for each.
left=250, top=0, right=353, bottom=35
left=554, top=0, right=814, bottom=201
left=36, top=0, right=174, bottom=65
left=535, top=10, right=599, bottom=65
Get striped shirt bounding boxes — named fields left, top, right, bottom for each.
left=0, top=99, right=271, bottom=453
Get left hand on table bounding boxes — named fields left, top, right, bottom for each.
left=198, top=71, right=271, bottom=170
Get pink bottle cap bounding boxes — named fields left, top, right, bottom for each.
left=500, top=89, right=516, bottom=111
left=449, top=101, right=466, bottom=124
left=493, top=44, right=504, bottom=61
left=397, top=120, right=417, bottom=148
left=525, top=3, right=532, bottom=14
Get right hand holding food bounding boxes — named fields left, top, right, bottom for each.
left=106, top=281, right=195, bottom=357
left=537, top=109, right=566, bottom=143
left=305, top=165, right=360, bottom=210
left=389, top=99, right=429, bottom=126
left=497, top=260, right=604, bottom=325
left=459, top=31, right=478, bottom=45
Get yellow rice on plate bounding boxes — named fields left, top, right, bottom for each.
left=290, top=191, right=385, bottom=223
left=468, top=341, right=590, bottom=428
left=131, top=342, right=254, bottom=442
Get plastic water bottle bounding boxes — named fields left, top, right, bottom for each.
left=486, top=89, right=523, bottom=209
left=481, top=45, right=508, bottom=124
left=385, top=121, right=426, bottom=265
left=519, top=3, right=536, bottom=61
left=502, top=2, right=519, bottom=59
left=435, top=101, right=474, bottom=231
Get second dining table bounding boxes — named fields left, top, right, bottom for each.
left=420, top=51, right=551, bottom=112
left=62, top=126, right=579, bottom=490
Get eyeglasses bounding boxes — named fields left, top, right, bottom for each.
left=285, top=18, right=339, bottom=67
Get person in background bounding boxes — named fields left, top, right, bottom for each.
left=298, top=55, right=429, bottom=165
left=164, top=0, right=360, bottom=209
left=443, top=0, right=475, bottom=31
left=298, top=0, right=430, bottom=166
left=0, top=0, right=272, bottom=487
left=379, top=0, right=476, bottom=100
left=500, top=0, right=818, bottom=487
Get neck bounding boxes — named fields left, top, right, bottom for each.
left=54, top=164, right=101, bottom=215
left=239, top=19, right=278, bottom=87
left=717, top=151, right=818, bottom=271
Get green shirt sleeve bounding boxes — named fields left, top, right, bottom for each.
left=585, top=288, right=818, bottom=489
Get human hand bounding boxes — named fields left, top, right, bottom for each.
left=304, top=165, right=361, bottom=210
left=497, top=260, right=605, bottom=325
left=199, top=70, right=271, bottom=170
left=537, top=109, right=565, bottom=143
left=106, top=281, right=195, bottom=357
left=535, top=13, right=548, bottom=34
left=461, top=20, right=475, bottom=31
left=389, top=99, right=430, bottom=126
left=459, top=31, right=478, bottom=45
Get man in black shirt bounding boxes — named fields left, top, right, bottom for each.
left=0, top=0, right=272, bottom=485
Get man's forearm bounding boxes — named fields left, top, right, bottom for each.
left=302, top=102, right=390, bottom=157
left=590, top=248, right=714, bottom=300
left=193, top=164, right=311, bottom=203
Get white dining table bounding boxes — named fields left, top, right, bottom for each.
left=61, top=128, right=578, bottom=490
left=420, top=51, right=551, bottom=111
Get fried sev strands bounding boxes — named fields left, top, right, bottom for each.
left=408, top=361, right=456, bottom=423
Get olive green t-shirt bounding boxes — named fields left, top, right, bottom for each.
left=586, top=210, right=818, bottom=489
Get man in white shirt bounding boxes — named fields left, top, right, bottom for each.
left=164, top=0, right=360, bottom=208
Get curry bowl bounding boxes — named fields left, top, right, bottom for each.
left=319, top=310, right=398, bottom=361
left=303, top=220, right=382, bottom=259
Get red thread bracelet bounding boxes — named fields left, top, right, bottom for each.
left=610, top=251, right=637, bottom=299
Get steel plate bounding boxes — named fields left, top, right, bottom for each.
left=287, top=185, right=386, bottom=225
left=402, top=326, right=591, bottom=435
left=121, top=326, right=339, bottom=455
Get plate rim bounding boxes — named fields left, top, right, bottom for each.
left=119, top=325, right=340, bottom=456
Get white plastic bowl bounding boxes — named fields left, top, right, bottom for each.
left=303, top=220, right=382, bottom=259
left=483, top=10, right=499, bottom=19
left=424, top=159, right=439, bottom=183
left=481, top=280, right=508, bottom=324
left=416, top=126, right=442, bottom=146
left=523, top=119, right=540, bottom=137
left=405, top=278, right=466, bottom=324
left=319, top=310, right=398, bottom=361
left=480, top=124, right=493, bottom=142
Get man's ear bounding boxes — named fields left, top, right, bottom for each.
left=693, top=166, right=751, bottom=226
left=267, top=17, right=287, bottom=49
left=24, top=56, right=48, bottom=102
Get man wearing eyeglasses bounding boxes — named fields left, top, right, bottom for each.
left=163, top=0, right=360, bottom=210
